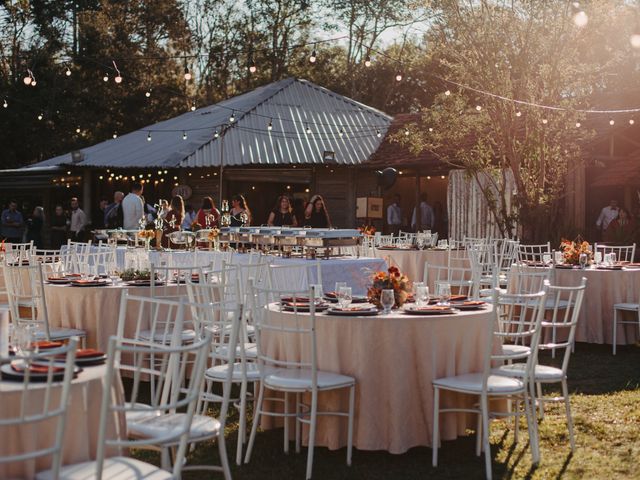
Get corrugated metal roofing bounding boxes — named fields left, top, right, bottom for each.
left=28, top=78, right=391, bottom=169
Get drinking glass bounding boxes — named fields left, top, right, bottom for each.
left=412, top=281, right=424, bottom=295
left=338, top=286, right=352, bottom=309
left=14, top=324, right=36, bottom=356
left=437, top=283, right=452, bottom=306
left=380, top=289, right=395, bottom=314
left=415, top=285, right=429, bottom=307
left=594, top=251, right=602, bottom=265
left=542, top=253, right=552, bottom=265
left=334, top=282, right=347, bottom=295
left=579, top=253, right=588, bottom=269
left=554, top=251, right=564, bottom=264
left=610, top=252, right=617, bottom=265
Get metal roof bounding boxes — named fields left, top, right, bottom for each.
left=28, top=78, right=392, bottom=170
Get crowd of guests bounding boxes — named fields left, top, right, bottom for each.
left=1, top=186, right=333, bottom=249
left=386, top=193, right=448, bottom=236
left=596, top=199, right=636, bottom=243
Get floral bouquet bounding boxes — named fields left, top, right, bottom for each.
left=359, top=225, right=376, bottom=236
left=560, top=237, right=592, bottom=265
left=137, top=229, right=156, bottom=239
left=367, top=266, right=411, bottom=309
left=207, top=228, right=220, bottom=241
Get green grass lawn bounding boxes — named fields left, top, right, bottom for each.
left=134, top=343, right=640, bottom=479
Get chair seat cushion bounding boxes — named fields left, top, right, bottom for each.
left=137, top=329, right=196, bottom=344
left=36, top=457, right=173, bottom=480
left=32, top=327, right=86, bottom=340
left=263, top=368, right=355, bottom=391
left=128, top=412, right=220, bottom=441
left=205, top=362, right=261, bottom=382
left=613, top=303, right=640, bottom=311
left=215, top=342, right=258, bottom=359
left=493, top=363, right=564, bottom=381
left=433, top=372, right=524, bottom=394
left=500, top=344, right=531, bottom=358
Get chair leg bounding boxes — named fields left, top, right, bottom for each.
left=236, top=379, right=248, bottom=465
left=284, top=392, right=290, bottom=454
left=613, top=309, right=618, bottom=355
left=536, top=382, right=544, bottom=419
left=432, top=387, right=440, bottom=467
left=480, top=394, right=492, bottom=480
left=305, top=390, right=318, bottom=480
left=217, top=428, right=232, bottom=480
left=244, top=381, right=265, bottom=464
left=561, top=379, right=575, bottom=452
left=347, top=385, right=355, bottom=466
left=295, top=392, right=302, bottom=454
left=525, top=382, right=540, bottom=465
left=513, top=399, right=520, bottom=444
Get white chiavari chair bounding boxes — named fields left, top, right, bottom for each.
left=244, top=283, right=356, bottom=480
left=74, top=248, right=116, bottom=277
left=612, top=284, right=640, bottom=355
left=29, top=249, right=67, bottom=276
left=423, top=262, right=476, bottom=299
left=149, top=263, right=208, bottom=300
left=0, top=338, right=78, bottom=478
left=594, top=242, right=636, bottom=263
left=432, top=289, right=545, bottom=479
left=3, top=263, right=87, bottom=346
left=267, top=260, right=323, bottom=293
left=3, top=241, right=34, bottom=265
left=517, top=242, right=552, bottom=263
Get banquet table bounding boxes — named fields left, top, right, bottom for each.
left=44, top=282, right=183, bottom=351
left=149, top=251, right=386, bottom=296
left=261, top=303, right=496, bottom=453
left=550, top=266, right=640, bottom=345
left=0, top=363, right=125, bottom=479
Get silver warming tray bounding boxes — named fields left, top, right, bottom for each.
left=302, top=229, right=363, bottom=248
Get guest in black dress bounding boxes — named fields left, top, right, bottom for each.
left=304, top=194, right=332, bottom=228
left=230, top=194, right=252, bottom=226
left=50, top=205, right=68, bottom=249
left=26, top=206, right=44, bottom=248
left=267, top=195, right=298, bottom=227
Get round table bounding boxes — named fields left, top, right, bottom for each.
left=262, top=303, right=496, bottom=454
left=0, top=364, right=125, bottom=479
left=552, top=266, right=640, bottom=345
left=44, top=282, right=183, bottom=351
left=374, top=248, right=469, bottom=287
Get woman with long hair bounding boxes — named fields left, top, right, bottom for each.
left=26, top=206, right=45, bottom=248
left=162, top=195, right=185, bottom=248
left=195, top=196, right=220, bottom=228
left=267, top=195, right=297, bottom=226
left=230, top=194, right=252, bottom=226
left=304, top=194, right=331, bottom=228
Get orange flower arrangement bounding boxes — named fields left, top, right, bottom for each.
left=137, top=229, right=156, bottom=239
left=0, top=239, right=4, bottom=252
left=207, top=228, right=220, bottom=241
left=560, top=237, right=592, bottom=265
left=367, top=266, right=411, bottom=308
left=359, top=225, right=376, bottom=236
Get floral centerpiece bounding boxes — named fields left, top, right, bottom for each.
left=207, top=228, right=220, bottom=241
left=138, top=229, right=155, bottom=240
left=367, top=266, right=411, bottom=309
left=359, top=225, right=376, bottom=236
left=560, top=237, right=592, bottom=265
left=119, top=268, right=152, bottom=281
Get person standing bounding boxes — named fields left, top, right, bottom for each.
left=304, top=194, right=332, bottom=228
left=411, top=193, right=435, bottom=232
left=1, top=200, right=24, bottom=244
left=195, top=197, right=220, bottom=228
left=104, top=191, right=124, bottom=229
left=50, top=205, right=68, bottom=249
left=267, top=195, right=297, bottom=226
left=26, top=206, right=45, bottom=248
left=181, top=204, right=196, bottom=230
left=386, top=194, right=402, bottom=235
left=162, top=195, right=185, bottom=248
left=121, top=183, right=145, bottom=230
left=93, top=199, right=108, bottom=229
left=69, top=197, right=87, bottom=241
left=230, top=194, right=251, bottom=226
left=596, top=199, right=619, bottom=241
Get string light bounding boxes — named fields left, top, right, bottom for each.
left=632, top=34, right=640, bottom=49
left=573, top=10, right=588, bottom=28
left=145, top=89, right=152, bottom=98
left=75, top=126, right=81, bottom=133
left=404, top=128, right=410, bottom=136
left=376, top=129, right=381, bottom=137
left=267, top=120, right=273, bottom=131
left=182, top=131, right=187, bottom=140
left=475, top=105, right=482, bottom=111
left=609, top=119, right=615, bottom=126
left=214, top=130, right=219, bottom=138
left=516, top=111, right=522, bottom=117
left=65, top=66, right=72, bottom=77
left=428, top=127, right=434, bottom=132
left=190, top=102, right=196, bottom=111
left=575, top=122, right=581, bottom=128
left=183, top=64, right=191, bottom=81
left=113, top=132, right=118, bottom=139
left=309, top=50, right=317, bottom=63
left=113, top=61, right=123, bottom=83
left=630, top=119, right=635, bottom=125
left=23, top=70, right=34, bottom=85
left=103, top=73, right=109, bottom=82
left=542, top=118, right=548, bottom=124
left=99, top=175, right=103, bottom=180
left=444, top=90, right=451, bottom=96
left=364, top=55, right=372, bottom=67
left=37, top=112, right=43, bottom=121
left=147, top=132, right=152, bottom=142
left=248, top=56, right=257, bottom=73
left=305, top=125, right=311, bottom=134
left=395, top=72, right=403, bottom=82
left=229, top=111, right=235, bottom=123
left=339, top=127, right=344, bottom=138
left=2, top=98, right=7, bottom=108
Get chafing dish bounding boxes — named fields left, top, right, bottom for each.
left=301, top=229, right=363, bottom=259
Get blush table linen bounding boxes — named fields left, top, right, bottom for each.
left=261, top=304, right=495, bottom=454
left=0, top=364, right=125, bottom=479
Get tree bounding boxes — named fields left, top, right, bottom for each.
left=400, top=0, right=639, bottom=241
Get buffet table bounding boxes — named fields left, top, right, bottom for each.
left=261, top=304, right=496, bottom=453
left=0, top=364, right=124, bottom=479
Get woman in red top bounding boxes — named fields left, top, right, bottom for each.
left=195, top=196, right=220, bottom=228
left=162, top=195, right=185, bottom=248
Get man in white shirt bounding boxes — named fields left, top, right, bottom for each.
left=69, top=197, right=87, bottom=241
left=122, top=183, right=145, bottom=230
left=387, top=194, right=402, bottom=235
left=411, top=193, right=435, bottom=231
left=596, top=199, right=619, bottom=238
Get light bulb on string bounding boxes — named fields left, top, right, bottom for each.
left=444, top=90, right=451, bottom=96
left=184, top=65, right=192, bottom=81
left=147, top=132, right=152, bottom=142
left=364, top=55, right=372, bottom=67
left=103, top=73, right=109, bottom=82
left=573, top=10, right=588, bottom=27
left=31, top=80, right=37, bottom=87
left=395, top=72, right=403, bottom=82
left=190, top=102, right=196, bottom=111
left=75, top=126, right=81, bottom=133
left=248, top=56, right=257, bottom=73
left=339, top=128, right=344, bottom=138
left=575, top=122, right=581, bottom=128
left=609, top=119, right=615, bottom=126
left=229, top=111, right=235, bottom=123
left=145, top=89, right=151, bottom=98
left=404, top=128, right=410, bottom=136
left=309, top=49, right=317, bottom=63
left=631, top=34, right=640, bottom=49
left=429, top=127, right=434, bottom=132
left=376, top=129, right=381, bottom=138
left=113, top=132, right=118, bottom=139
left=112, top=61, right=122, bottom=83
left=65, top=66, right=72, bottom=77
left=305, top=125, right=311, bottom=134
left=37, top=112, right=43, bottom=121
left=475, top=105, right=482, bottom=111
left=2, top=98, right=7, bottom=108
left=267, top=120, right=273, bottom=131
left=542, top=118, right=548, bottom=124
left=516, top=111, right=522, bottom=117
left=214, top=130, right=219, bottom=138
left=630, top=119, right=635, bottom=125
left=182, top=131, right=187, bottom=140
left=114, top=74, right=123, bottom=84
left=23, top=71, right=32, bottom=85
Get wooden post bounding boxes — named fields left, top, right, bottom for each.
left=414, top=172, right=421, bottom=232
left=82, top=169, right=92, bottom=224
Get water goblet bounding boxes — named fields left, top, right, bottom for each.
left=334, top=282, right=347, bottom=296
left=380, top=289, right=395, bottom=314
left=437, top=283, right=452, bottom=306
left=579, top=253, right=588, bottom=270
left=610, top=252, right=617, bottom=265
left=338, top=286, right=352, bottom=309
left=542, top=253, right=552, bottom=265
left=554, top=251, right=564, bottom=265
left=594, top=251, right=602, bottom=265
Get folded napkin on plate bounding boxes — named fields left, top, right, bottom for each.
left=460, top=301, right=486, bottom=306
left=412, top=305, right=451, bottom=311
left=11, top=362, right=65, bottom=374
left=333, top=305, right=374, bottom=311
left=76, top=348, right=104, bottom=358
left=280, top=296, right=310, bottom=303
left=35, top=341, right=63, bottom=349
left=450, top=295, right=467, bottom=302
